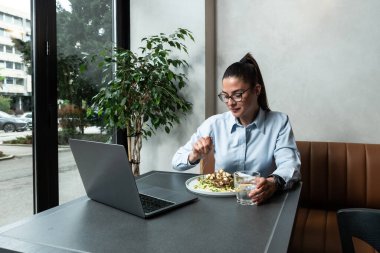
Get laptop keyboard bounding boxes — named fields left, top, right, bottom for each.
left=139, top=194, right=175, bottom=214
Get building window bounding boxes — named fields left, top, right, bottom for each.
left=0, top=12, right=4, bottom=21
left=15, top=78, right=24, bottom=85
left=14, top=17, right=23, bottom=26
left=6, top=45, right=13, bottom=53
left=6, top=77, right=13, bottom=85
left=6, top=61, right=13, bottom=69
left=0, top=28, right=10, bottom=38
left=15, top=62, right=22, bottom=70
left=4, top=13, right=13, bottom=23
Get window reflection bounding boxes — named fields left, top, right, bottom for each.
left=0, top=0, right=33, bottom=226
left=56, top=0, right=113, bottom=204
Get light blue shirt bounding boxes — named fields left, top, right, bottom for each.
left=172, top=109, right=301, bottom=189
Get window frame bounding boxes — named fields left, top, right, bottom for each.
left=32, top=0, right=130, bottom=213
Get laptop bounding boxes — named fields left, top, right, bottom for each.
left=69, top=139, right=197, bottom=218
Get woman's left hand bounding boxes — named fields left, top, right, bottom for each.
left=248, top=177, right=277, bottom=205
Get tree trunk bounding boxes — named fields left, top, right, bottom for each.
left=127, top=118, right=142, bottom=176
left=132, top=133, right=142, bottom=176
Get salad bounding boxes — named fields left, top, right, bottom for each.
left=194, top=169, right=234, bottom=192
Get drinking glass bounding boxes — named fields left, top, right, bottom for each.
left=234, top=171, right=260, bottom=205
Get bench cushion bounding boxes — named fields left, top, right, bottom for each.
left=289, top=208, right=379, bottom=253
left=297, top=141, right=380, bottom=209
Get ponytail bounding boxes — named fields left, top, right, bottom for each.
left=223, top=53, right=270, bottom=111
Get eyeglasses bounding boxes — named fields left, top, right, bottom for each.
left=217, top=88, right=251, bottom=103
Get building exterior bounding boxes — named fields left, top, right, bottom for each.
left=0, top=4, right=31, bottom=113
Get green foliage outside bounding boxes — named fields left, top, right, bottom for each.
left=0, top=95, right=11, bottom=112
left=58, top=104, right=85, bottom=132
left=56, top=0, right=112, bottom=109
left=58, top=132, right=111, bottom=145
left=12, top=39, right=32, bottom=74
left=0, top=72, right=4, bottom=90
left=56, top=0, right=112, bottom=133
left=4, top=135, right=33, bottom=145
left=11, top=0, right=113, bottom=134
left=1, top=133, right=108, bottom=145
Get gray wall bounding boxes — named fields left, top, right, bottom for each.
left=130, top=0, right=206, bottom=174
left=216, top=0, right=380, bottom=144
left=131, top=0, right=380, bottom=174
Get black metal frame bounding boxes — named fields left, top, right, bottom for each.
left=32, top=0, right=58, bottom=213
left=113, top=0, right=130, bottom=149
left=32, top=0, right=130, bottom=213
left=115, top=0, right=130, bottom=50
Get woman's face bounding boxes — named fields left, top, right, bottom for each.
left=221, top=76, right=261, bottom=126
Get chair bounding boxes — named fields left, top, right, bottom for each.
left=200, top=150, right=215, bottom=174
left=337, top=208, right=380, bottom=253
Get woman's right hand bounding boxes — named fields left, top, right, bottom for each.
left=188, top=136, right=213, bottom=164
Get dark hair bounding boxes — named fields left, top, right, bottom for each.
left=222, top=53, right=270, bottom=111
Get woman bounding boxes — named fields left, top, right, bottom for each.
left=172, top=53, right=301, bottom=204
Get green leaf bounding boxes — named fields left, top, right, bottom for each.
left=87, top=28, right=194, bottom=140
left=79, top=63, right=87, bottom=73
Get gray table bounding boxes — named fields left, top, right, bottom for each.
left=0, top=171, right=301, bottom=253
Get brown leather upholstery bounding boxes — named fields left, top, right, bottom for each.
left=288, top=141, right=380, bottom=253
left=200, top=141, right=380, bottom=253
left=200, top=150, right=215, bottom=174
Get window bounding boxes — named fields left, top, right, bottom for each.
left=14, top=17, right=23, bottom=26
left=6, top=77, right=13, bottom=84
left=0, top=0, right=33, bottom=227
left=6, top=61, right=13, bottom=69
left=0, top=28, right=10, bottom=38
left=0, top=0, right=129, bottom=226
left=15, top=62, right=22, bottom=70
left=15, top=78, right=24, bottom=85
left=56, top=0, right=113, bottom=205
left=6, top=45, right=13, bottom=53
left=4, top=13, right=13, bottom=23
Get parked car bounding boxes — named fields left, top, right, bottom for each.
left=17, top=112, right=33, bottom=129
left=0, top=111, right=28, bottom=132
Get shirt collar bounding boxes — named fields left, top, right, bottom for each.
left=228, top=108, right=266, bottom=133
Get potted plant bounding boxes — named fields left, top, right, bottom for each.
left=87, top=28, right=194, bottom=176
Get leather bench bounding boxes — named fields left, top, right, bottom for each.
left=200, top=141, right=380, bottom=253
left=288, top=141, right=380, bottom=253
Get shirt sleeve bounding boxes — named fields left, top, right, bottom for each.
left=171, top=133, right=199, bottom=171
left=272, top=115, right=301, bottom=189
left=172, top=119, right=214, bottom=171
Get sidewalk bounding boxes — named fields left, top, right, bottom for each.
left=0, top=144, right=33, bottom=157
left=0, top=144, right=71, bottom=160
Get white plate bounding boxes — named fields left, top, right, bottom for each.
left=185, top=175, right=236, bottom=197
